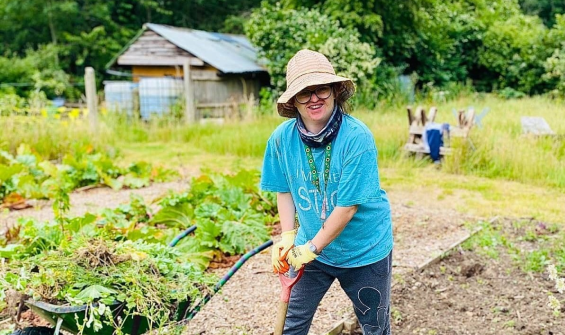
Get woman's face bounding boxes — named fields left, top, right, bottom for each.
left=293, top=85, right=335, bottom=129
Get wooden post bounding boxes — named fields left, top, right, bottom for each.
left=407, top=106, right=414, bottom=126
left=183, top=59, right=196, bottom=123
left=419, top=106, right=428, bottom=125
left=428, top=107, right=437, bottom=123
left=84, top=67, right=98, bottom=126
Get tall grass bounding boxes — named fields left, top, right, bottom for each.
left=437, top=96, right=565, bottom=189
left=0, top=116, right=117, bottom=160
left=1, top=94, right=564, bottom=190
left=105, top=114, right=279, bottom=158
left=354, top=95, right=565, bottom=190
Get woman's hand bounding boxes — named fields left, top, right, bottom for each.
left=287, top=244, right=318, bottom=269
left=271, top=229, right=296, bottom=273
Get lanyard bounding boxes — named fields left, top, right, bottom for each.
left=304, top=142, right=332, bottom=220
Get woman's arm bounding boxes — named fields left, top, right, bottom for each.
left=277, top=192, right=296, bottom=232
left=311, top=205, right=358, bottom=252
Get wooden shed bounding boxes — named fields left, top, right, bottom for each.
left=105, top=23, right=269, bottom=120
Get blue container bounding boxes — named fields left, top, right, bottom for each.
left=138, top=78, right=183, bottom=120
left=104, top=81, right=138, bottom=115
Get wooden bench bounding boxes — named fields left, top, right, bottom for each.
left=451, top=108, right=475, bottom=138
left=404, top=106, right=452, bottom=157
left=447, top=108, right=476, bottom=150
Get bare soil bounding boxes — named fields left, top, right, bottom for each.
left=3, top=181, right=562, bottom=335
left=341, top=218, right=565, bottom=335
left=0, top=181, right=190, bottom=228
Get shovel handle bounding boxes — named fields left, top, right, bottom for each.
left=274, top=300, right=289, bottom=335
left=274, top=266, right=305, bottom=335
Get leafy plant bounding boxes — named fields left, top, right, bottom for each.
left=0, top=144, right=176, bottom=206
left=153, top=170, right=273, bottom=265
left=0, top=169, right=276, bottom=333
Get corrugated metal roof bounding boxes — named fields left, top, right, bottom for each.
left=145, top=23, right=265, bottom=74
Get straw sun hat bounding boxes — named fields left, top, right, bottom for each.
left=277, top=49, right=356, bottom=118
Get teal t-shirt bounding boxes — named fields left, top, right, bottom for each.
left=260, top=114, right=393, bottom=268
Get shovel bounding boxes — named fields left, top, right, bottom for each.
left=274, top=265, right=305, bottom=335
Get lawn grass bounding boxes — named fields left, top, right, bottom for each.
left=380, top=166, right=565, bottom=224
left=119, top=141, right=263, bottom=176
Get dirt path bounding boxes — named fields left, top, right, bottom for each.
left=186, top=191, right=478, bottom=335
left=0, top=181, right=190, bottom=229
left=1, top=181, right=480, bottom=335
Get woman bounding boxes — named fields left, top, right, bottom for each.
left=261, top=49, right=393, bottom=335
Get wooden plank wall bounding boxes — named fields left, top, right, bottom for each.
left=124, top=31, right=188, bottom=58
left=194, top=77, right=261, bottom=118
left=132, top=66, right=184, bottom=80
left=194, top=77, right=259, bottom=104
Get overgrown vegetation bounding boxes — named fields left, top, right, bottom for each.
left=0, top=170, right=276, bottom=333
left=249, top=0, right=565, bottom=98
left=1, top=237, right=217, bottom=333
left=245, top=3, right=380, bottom=106
left=3, top=94, right=563, bottom=193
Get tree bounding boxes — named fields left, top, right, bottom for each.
left=478, top=14, right=551, bottom=94
left=519, top=0, right=565, bottom=27
left=543, top=15, right=565, bottom=96
left=245, top=2, right=380, bottom=103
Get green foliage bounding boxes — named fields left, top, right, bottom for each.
left=0, top=44, right=71, bottom=98
left=519, top=0, right=565, bottom=27
left=0, top=0, right=265, bottom=97
left=155, top=171, right=273, bottom=259
left=497, top=87, right=527, bottom=99
left=543, top=15, right=565, bottom=97
left=0, top=169, right=275, bottom=332
left=245, top=2, right=380, bottom=101
left=1, top=170, right=274, bottom=266
left=0, top=236, right=217, bottom=333
left=250, top=0, right=565, bottom=97
left=3, top=0, right=565, bottom=99
left=544, top=48, right=565, bottom=97
left=478, top=14, right=551, bottom=94
left=0, top=144, right=175, bottom=205
left=283, top=0, right=417, bottom=63
left=411, top=1, right=481, bottom=86
left=283, top=0, right=384, bottom=43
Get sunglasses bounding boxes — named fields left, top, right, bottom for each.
left=295, top=85, right=333, bottom=104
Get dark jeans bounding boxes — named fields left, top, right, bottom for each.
left=284, top=250, right=393, bottom=335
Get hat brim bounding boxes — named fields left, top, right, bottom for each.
left=276, top=73, right=355, bottom=118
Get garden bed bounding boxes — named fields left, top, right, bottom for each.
left=338, top=217, right=565, bottom=335
left=1, top=180, right=480, bottom=335
left=7, top=182, right=562, bottom=335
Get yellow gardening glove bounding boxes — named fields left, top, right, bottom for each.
left=287, top=244, right=318, bottom=269
left=272, top=229, right=296, bottom=273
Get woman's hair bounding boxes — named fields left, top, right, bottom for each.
left=333, top=82, right=351, bottom=114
